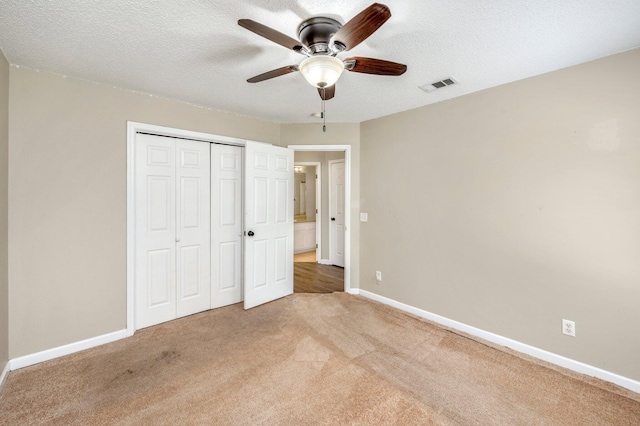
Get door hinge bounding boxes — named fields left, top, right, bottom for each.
left=316, top=244, right=318, bottom=248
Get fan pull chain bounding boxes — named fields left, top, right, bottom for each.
left=321, top=88, right=327, bottom=133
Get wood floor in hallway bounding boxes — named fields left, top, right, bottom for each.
left=294, top=251, right=344, bottom=293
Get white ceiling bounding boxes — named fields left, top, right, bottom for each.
left=1, top=1, right=639, bottom=124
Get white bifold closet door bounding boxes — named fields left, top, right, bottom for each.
left=135, top=133, right=211, bottom=329
left=211, top=144, right=243, bottom=309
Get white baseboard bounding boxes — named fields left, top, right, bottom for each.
left=346, top=288, right=360, bottom=295
left=9, top=329, right=128, bottom=371
left=0, top=360, right=9, bottom=390
left=318, top=259, right=331, bottom=265
left=358, top=289, right=640, bottom=395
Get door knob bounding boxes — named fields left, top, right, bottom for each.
left=331, top=217, right=336, bottom=221
left=247, top=231, right=255, bottom=237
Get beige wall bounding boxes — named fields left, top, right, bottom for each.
left=282, top=123, right=360, bottom=290
left=0, top=50, right=9, bottom=373
left=360, top=49, right=640, bottom=380
left=6, top=47, right=638, bottom=384
left=8, top=68, right=280, bottom=358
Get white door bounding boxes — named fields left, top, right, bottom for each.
left=244, top=141, right=294, bottom=309
left=211, top=144, right=244, bottom=308
left=135, top=135, right=176, bottom=328
left=135, top=133, right=211, bottom=329
left=329, top=159, right=345, bottom=267
left=175, top=140, right=211, bottom=318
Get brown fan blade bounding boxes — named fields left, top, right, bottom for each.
left=238, top=19, right=305, bottom=53
left=247, top=65, right=299, bottom=83
left=332, top=3, right=391, bottom=51
left=317, top=85, right=336, bottom=100
left=345, top=56, right=407, bottom=76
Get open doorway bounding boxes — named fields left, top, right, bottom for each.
left=291, top=148, right=347, bottom=293
left=294, top=162, right=320, bottom=262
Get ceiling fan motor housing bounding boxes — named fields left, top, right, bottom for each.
left=297, top=17, right=342, bottom=55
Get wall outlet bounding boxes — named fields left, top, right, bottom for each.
left=360, top=212, right=368, bottom=222
left=562, top=319, right=576, bottom=337
left=375, top=270, right=382, bottom=283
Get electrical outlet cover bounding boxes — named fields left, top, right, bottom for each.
left=562, top=319, right=576, bottom=337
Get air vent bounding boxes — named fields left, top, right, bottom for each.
left=419, top=77, right=458, bottom=92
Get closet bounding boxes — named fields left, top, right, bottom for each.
left=132, top=130, right=294, bottom=329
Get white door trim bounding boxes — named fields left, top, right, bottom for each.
left=287, top=145, right=352, bottom=293
left=127, top=121, right=246, bottom=336
left=294, top=161, right=321, bottom=262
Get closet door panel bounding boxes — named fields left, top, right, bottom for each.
left=135, top=134, right=177, bottom=329
left=136, top=135, right=212, bottom=328
left=176, top=141, right=211, bottom=317
left=211, top=145, right=244, bottom=308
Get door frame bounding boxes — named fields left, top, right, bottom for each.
left=288, top=145, right=352, bottom=293
left=293, top=161, right=321, bottom=262
left=126, top=121, right=246, bottom=336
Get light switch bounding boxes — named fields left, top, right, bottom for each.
left=360, top=213, right=368, bottom=222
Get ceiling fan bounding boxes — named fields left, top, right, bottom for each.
left=238, top=3, right=407, bottom=101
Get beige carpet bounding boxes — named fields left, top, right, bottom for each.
left=1, top=293, right=639, bottom=425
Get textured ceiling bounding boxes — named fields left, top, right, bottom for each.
left=1, top=0, right=640, bottom=123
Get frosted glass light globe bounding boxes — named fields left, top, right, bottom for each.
left=299, top=55, right=345, bottom=88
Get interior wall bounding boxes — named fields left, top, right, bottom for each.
left=8, top=67, right=280, bottom=359
left=0, top=49, right=9, bottom=375
left=282, top=123, right=359, bottom=289
left=360, top=49, right=640, bottom=380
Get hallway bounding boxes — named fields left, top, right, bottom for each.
left=294, top=251, right=343, bottom=293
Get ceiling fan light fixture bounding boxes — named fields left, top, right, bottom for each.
left=299, top=55, right=344, bottom=88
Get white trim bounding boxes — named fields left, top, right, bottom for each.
left=318, top=258, right=332, bottom=265
left=127, top=121, right=247, bottom=336
left=294, top=161, right=322, bottom=262
left=9, top=329, right=128, bottom=371
left=288, top=145, right=352, bottom=293
left=126, top=123, right=136, bottom=336
left=0, top=361, right=9, bottom=390
left=357, top=290, right=640, bottom=394
left=128, top=122, right=246, bottom=146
